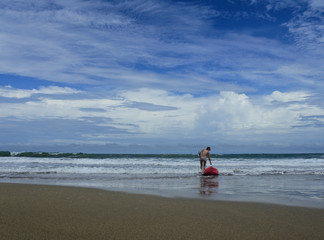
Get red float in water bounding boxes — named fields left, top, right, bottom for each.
left=202, top=166, right=219, bottom=176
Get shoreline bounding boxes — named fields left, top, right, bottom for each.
left=2, top=172, right=323, bottom=210
left=1, top=183, right=324, bottom=240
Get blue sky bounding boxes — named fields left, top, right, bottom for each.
left=0, top=0, right=323, bottom=153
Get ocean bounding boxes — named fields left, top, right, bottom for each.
left=0, top=152, right=323, bottom=209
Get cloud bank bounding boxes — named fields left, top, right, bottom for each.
left=1, top=86, right=323, bottom=151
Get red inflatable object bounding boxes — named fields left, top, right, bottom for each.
left=202, top=166, right=219, bottom=176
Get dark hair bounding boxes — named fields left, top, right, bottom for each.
left=206, top=147, right=211, bottom=150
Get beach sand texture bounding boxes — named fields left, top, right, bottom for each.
left=1, top=183, right=323, bottom=240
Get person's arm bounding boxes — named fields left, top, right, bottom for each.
left=208, top=152, right=212, bottom=165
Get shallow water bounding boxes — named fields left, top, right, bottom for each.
left=1, top=153, right=323, bottom=208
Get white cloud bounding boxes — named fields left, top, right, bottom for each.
left=117, top=89, right=324, bottom=135
left=0, top=85, right=81, bottom=99
left=284, top=3, right=324, bottom=51
left=265, top=90, right=311, bottom=102
left=1, top=88, right=323, bottom=141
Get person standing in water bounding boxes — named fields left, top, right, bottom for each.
left=199, top=147, right=212, bottom=171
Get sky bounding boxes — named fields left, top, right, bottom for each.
left=0, top=0, right=323, bottom=153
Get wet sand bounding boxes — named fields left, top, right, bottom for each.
left=1, top=183, right=323, bottom=240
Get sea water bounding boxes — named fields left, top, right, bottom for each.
left=0, top=152, right=323, bottom=208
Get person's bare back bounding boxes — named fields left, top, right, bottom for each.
left=200, top=149, right=209, bottom=159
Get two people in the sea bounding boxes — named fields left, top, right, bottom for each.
left=199, top=147, right=212, bottom=171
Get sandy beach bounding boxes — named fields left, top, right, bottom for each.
left=0, top=183, right=323, bottom=240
